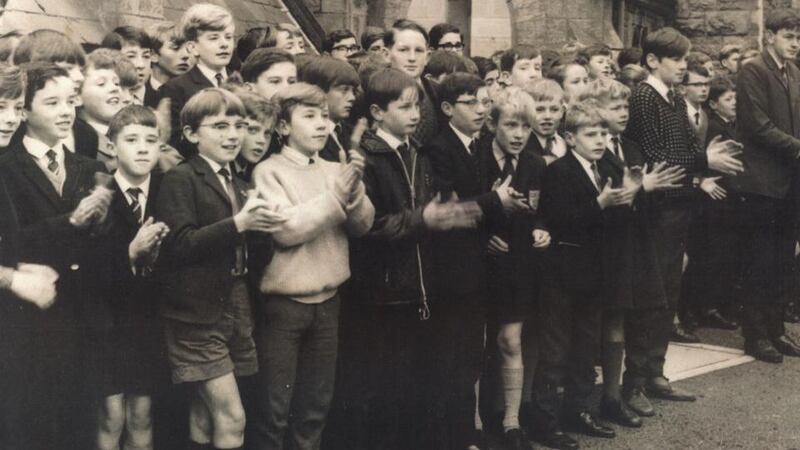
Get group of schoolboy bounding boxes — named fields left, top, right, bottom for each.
left=1, top=3, right=800, bottom=450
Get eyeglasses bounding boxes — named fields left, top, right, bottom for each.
left=438, top=42, right=464, bottom=51
left=332, top=45, right=361, bottom=53
left=199, top=121, right=249, bottom=133
left=455, top=98, right=493, bottom=108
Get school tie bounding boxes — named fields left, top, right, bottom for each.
left=468, top=140, right=478, bottom=156
left=333, top=123, right=347, bottom=151
left=502, top=154, right=517, bottom=181
left=218, top=167, right=247, bottom=275
left=694, top=111, right=700, bottom=126
left=45, top=149, right=59, bottom=174
left=544, top=136, right=555, bottom=156
left=780, top=65, right=789, bottom=88
left=667, top=90, right=677, bottom=108
left=611, top=136, right=622, bottom=160
left=126, top=187, right=143, bottom=224
left=590, top=162, right=603, bottom=191
left=214, top=72, right=224, bottom=87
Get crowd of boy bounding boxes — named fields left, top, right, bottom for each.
left=1, top=4, right=800, bottom=450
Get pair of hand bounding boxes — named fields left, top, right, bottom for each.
left=129, top=217, right=170, bottom=268
left=335, top=118, right=370, bottom=204
left=597, top=178, right=638, bottom=209
left=422, top=192, right=482, bottom=231
left=235, top=190, right=290, bottom=233
left=9, top=264, right=59, bottom=310
left=70, top=185, right=114, bottom=229
left=487, top=229, right=551, bottom=255
left=640, top=162, right=686, bottom=192
left=493, top=175, right=528, bottom=213
left=706, top=136, right=744, bottom=176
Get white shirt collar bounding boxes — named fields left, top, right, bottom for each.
left=449, top=123, right=474, bottom=153
left=85, top=117, right=109, bottom=137
left=114, top=171, right=151, bottom=202
left=606, top=133, right=624, bottom=160
left=767, top=47, right=785, bottom=70
left=571, top=149, right=600, bottom=190
left=23, top=134, right=62, bottom=160
left=686, top=102, right=700, bottom=118
left=198, top=154, right=227, bottom=174
left=196, top=61, right=228, bottom=87
left=535, top=132, right=566, bottom=157
left=149, top=76, right=163, bottom=92
left=132, top=85, right=146, bottom=105
left=282, top=145, right=317, bottom=166
left=375, top=127, right=409, bottom=151
left=492, top=139, right=517, bottom=165
left=645, top=74, right=672, bottom=103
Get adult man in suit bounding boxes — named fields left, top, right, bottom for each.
left=732, top=8, right=800, bottom=363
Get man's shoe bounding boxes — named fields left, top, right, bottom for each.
left=534, top=430, right=579, bottom=450
left=700, top=310, right=739, bottom=330
left=567, top=412, right=615, bottom=438
left=772, top=335, right=800, bottom=357
left=622, top=387, right=655, bottom=417
left=599, top=398, right=642, bottom=428
left=646, top=377, right=696, bottom=402
left=503, top=428, right=528, bottom=450
left=671, top=323, right=700, bottom=343
left=745, top=339, right=784, bottom=363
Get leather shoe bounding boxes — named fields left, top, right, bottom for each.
left=503, top=428, right=528, bottom=450
left=745, top=339, right=784, bottom=363
left=567, top=412, right=615, bottom=438
left=772, top=335, right=800, bottom=357
left=622, top=387, right=655, bottom=417
left=646, top=377, right=696, bottom=402
left=670, top=323, right=700, bottom=343
left=700, top=309, right=739, bottom=330
left=534, top=430, right=578, bottom=450
left=599, top=398, right=642, bottom=428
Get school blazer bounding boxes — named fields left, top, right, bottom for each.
left=154, top=155, right=254, bottom=324
left=0, top=178, right=19, bottom=313
left=426, top=125, right=500, bottom=299
left=733, top=52, right=800, bottom=199
left=143, top=81, right=161, bottom=109
left=7, top=117, right=99, bottom=160
left=0, top=143, right=113, bottom=329
left=158, top=66, right=214, bottom=158
left=540, top=151, right=613, bottom=295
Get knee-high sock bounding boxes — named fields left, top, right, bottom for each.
left=602, top=341, right=625, bottom=401
left=501, top=367, right=524, bottom=431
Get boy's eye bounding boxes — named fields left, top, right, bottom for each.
left=146, top=136, right=159, bottom=144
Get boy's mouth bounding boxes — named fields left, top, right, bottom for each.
left=107, top=96, right=120, bottom=105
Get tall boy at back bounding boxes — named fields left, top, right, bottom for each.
left=252, top=82, right=374, bottom=450
left=147, top=22, right=195, bottom=108
left=159, top=3, right=236, bottom=157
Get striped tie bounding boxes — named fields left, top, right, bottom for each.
left=127, top=187, right=143, bottom=224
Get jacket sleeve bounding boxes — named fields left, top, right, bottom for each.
left=427, top=142, right=501, bottom=216
left=736, top=63, right=800, bottom=160
left=540, top=165, right=603, bottom=238
left=344, top=181, right=376, bottom=238
left=362, top=160, right=427, bottom=242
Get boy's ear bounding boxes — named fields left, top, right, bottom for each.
left=276, top=118, right=291, bottom=137
left=185, top=41, right=198, bottom=57
left=440, top=100, right=454, bottom=118
left=485, top=116, right=497, bottom=134
left=499, top=71, right=511, bottom=85
left=368, top=104, right=384, bottom=124
left=151, top=52, right=160, bottom=64
left=644, top=53, right=659, bottom=71
left=563, top=130, right=575, bottom=147
left=183, top=125, right=200, bottom=144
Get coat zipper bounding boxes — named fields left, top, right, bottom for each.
left=392, top=148, right=430, bottom=321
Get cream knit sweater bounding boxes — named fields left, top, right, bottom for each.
left=253, top=153, right=375, bottom=304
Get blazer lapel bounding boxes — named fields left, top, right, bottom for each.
left=190, top=66, right=214, bottom=89
left=565, top=151, right=600, bottom=195
left=14, top=145, right=62, bottom=208
left=191, top=156, right=231, bottom=207
left=605, top=147, right=625, bottom=172
left=61, top=149, right=86, bottom=205
left=112, top=184, right=140, bottom=227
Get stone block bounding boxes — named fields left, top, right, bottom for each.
left=564, top=0, right=599, bottom=20
left=321, top=0, right=347, bottom=13
left=718, top=0, right=755, bottom=10
left=545, top=0, right=564, bottom=18
left=683, top=0, right=717, bottom=11
left=676, top=17, right=707, bottom=37
left=706, top=11, right=753, bottom=36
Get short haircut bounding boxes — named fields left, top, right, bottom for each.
left=617, top=47, right=643, bottom=67
left=236, top=27, right=271, bottom=64
left=488, top=85, right=533, bottom=123
left=708, top=75, right=736, bottom=103
left=718, top=44, right=741, bottom=61
left=500, top=45, right=540, bottom=72
left=423, top=50, right=471, bottom=79
left=346, top=50, right=370, bottom=71
left=21, top=62, right=70, bottom=109
left=86, top=48, right=139, bottom=89
left=180, top=3, right=234, bottom=42
left=641, top=27, right=691, bottom=69
left=360, top=27, right=386, bottom=50
left=263, top=23, right=304, bottom=47
left=684, top=59, right=711, bottom=82
left=429, top=23, right=461, bottom=48
left=471, top=56, right=498, bottom=79
left=107, top=105, right=158, bottom=142
left=578, top=44, right=612, bottom=61
left=544, top=56, right=582, bottom=86
left=272, top=82, right=327, bottom=123
left=101, top=26, right=151, bottom=50
left=687, top=51, right=711, bottom=66
left=765, top=8, right=800, bottom=34
left=323, top=29, right=357, bottom=53
left=147, top=22, right=185, bottom=54
left=365, top=68, right=420, bottom=112
left=225, top=84, right=278, bottom=126
left=300, top=56, right=359, bottom=91
left=583, top=78, right=631, bottom=105
left=241, top=48, right=295, bottom=83
left=439, top=72, right=485, bottom=105
left=564, top=100, right=606, bottom=134
left=358, top=52, right=392, bottom=91
left=384, top=19, right=429, bottom=48
left=13, top=29, right=86, bottom=67
left=0, top=31, right=22, bottom=62
left=524, top=78, right=564, bottom=103
left=0, top=64, right=25, bottom=100
left=618, top=63, right=648, bottom=89
left=180, top=87, right=246, bottom=131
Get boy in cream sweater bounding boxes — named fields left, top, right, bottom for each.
left=251, top=82, right=374, bottom=450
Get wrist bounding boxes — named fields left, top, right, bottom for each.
left=233, top=213, right=246, bottom=233
left=0, top=266, right=13, bottom=290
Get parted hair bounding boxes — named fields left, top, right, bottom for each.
left=500, top=45, right=540, bottom=72
left=180, top=3, right=234, bottom=42
left=272, top=82, right=327, bottom=123
left=241, top=48, right=295, bottom=83
left=361, top=27, right=386, bottom=50
left=365, top=68, right=420, bottom=112
left=180, top=87, right=246, bottom=131
left=13, top=29, right=86, bottom=67
left=488, top=85, right=533, bottom=124
left=21, top=62, right=70, bottom=109
left=107, top=105, right=158, bottom=143
left=439, top=72, right=485, bottom=105
left=564, top=100, right=607, bottom=134
left=384, top=19, right=429, bottom=47
left=765, top=8, right=800, bottom=33
left=148, top=22, right=185, bottom=54
left=641, top=27, right=691, bottom=70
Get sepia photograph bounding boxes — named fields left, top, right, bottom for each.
left=0, top=0, right=799, bottom=449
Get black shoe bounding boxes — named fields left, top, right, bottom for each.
left=700, top=310, right=739, bottom=330
left=646, top=377, right=696, bottom=402
left=670, top=323, right=700, bottom=343
left=622, top=387, right=655, bottom=417
left=745, top=338, right=784, bottom=363
left=567, top=412, right=615, bottom=438
left=599, top=399, right=642, bottom=428
left=772, top=335, right=800, bottom=357
left=503, top=428, right=528, bottom=450
left=534, top=430, right=579, bottom=450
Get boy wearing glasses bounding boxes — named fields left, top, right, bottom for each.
left=155, top=88, right=284, bottom=450
left=323, top=30, right=360, bottom=61
left=429, top=23, right=464, bottom=55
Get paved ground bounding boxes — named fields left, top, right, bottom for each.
left=491, top=324, right=800, bottom=450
